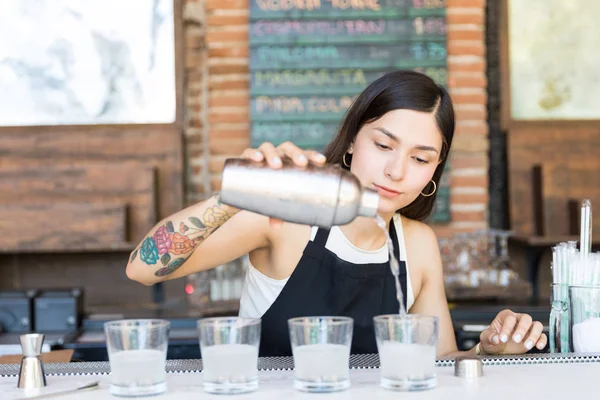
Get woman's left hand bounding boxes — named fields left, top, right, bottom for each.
left=479, top=309, right=547, bottom=355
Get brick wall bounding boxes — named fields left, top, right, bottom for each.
left=183, top=0, right=488, bottom=237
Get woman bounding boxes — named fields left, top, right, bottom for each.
left=126, top=70, right=547, bottom=357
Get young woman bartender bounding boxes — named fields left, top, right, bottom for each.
left=126, top=70, right=547, bottom=357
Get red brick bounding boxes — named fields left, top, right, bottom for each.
left=189, top=117, right=203, bottom=128
left=187, top=71, right=203, bottom=81
left=450, top=92, right=486, bottom=104
left=209, top=64, right=249, bottom=74
left=187, top=103, right=202, bottom=113
left=455, top=123, right=488, bottom=136
left=211, top=177, right=222, bottom=192
left=188, top=87, right=202, bottom=97
left=209, top=93, right=250, bottom=108
left=446, top=13, right=484, bottom=25
left=448, top=59, right=485, bottom=73
left=455, top=108, right=487, bottom=120
left=186, top=134, right=204, bottom=145
left=188, top=148, right=203, bottom=159
left=450, top=210, right=486, bottom=223
left=209, top=138, right=250, bottom=154
left=191, top=165, right=204, bottom=177
left=185, top=53, right=204, bottom=68
left=447, top=0, right=485, bottom=7
left=448, top=74, right=487, bottom=88
left=450, top=154, right=488, bottom=169
left=451, top=135, right=488, bottom=152
left=208, top=110, right=249, bottom=124
left=187, top=94, right=202, bottom=105
left=186, top=34, right=205, bottom=49
left=207, top=14, right=249, bottom=26
left=450, top=192, right=489, bottom=204
left=206, top=0, right=248, bottom=10
left=209, top=158, right=227, bottom=173
left=209, top=77, right=249, bottom=90
left=447, top=42, right=485, bottom=56
left=206, top=30, right=248, bottom=43
left=208, top=46, right=249, bottom=58
left=187, top=182, right=207, bottom=195
left=451, top=175, right=488, bottom=187
left=448, top=29, right=484, bottom=42
left=209, top=129, right=250, bottom=140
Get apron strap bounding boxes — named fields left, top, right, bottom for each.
left=313, top=227, right=330, bottom=247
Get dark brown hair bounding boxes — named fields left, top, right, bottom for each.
left=322, top=70, right=455, bottom=221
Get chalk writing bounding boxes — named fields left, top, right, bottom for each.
left=404, top=17, right=446, bottom=35
left=252, top=19, right=386, bottom=36
left=255, top=0, right=381, bottom=11
left=254, top=95, right=356, bottom=114
left=256, top=45, right=339, bottom=62
left=412, top=0, right=444, bottom=8
left=249, top=0, right=449, bottom=222
left=256, top=0, right=322, bottom=11
left=253, top=69, right=368, bottom=87
left=253, top=122, right=337, bottom=141
left=327, top=0, right=380, bottom=10
left=410, top=42, right=446, bottom=60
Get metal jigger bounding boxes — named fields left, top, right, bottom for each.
left=17, top=333, right=47, bottom=389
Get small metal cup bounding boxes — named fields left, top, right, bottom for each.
left=454, top=356, right=484, bottom=378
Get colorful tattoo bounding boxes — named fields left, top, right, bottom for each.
left=135, top=197, right=235, bottom=278
left=129, top=248, right=139, bottom=263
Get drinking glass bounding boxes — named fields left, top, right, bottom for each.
left=288, top=316, right=353, bottom=393
left=374, top=314, right=438, bottom=391
left=549, top=283, right=569, bottom=353
left=104, top=319, right=170, bottom=397
left=569, top=285, right=600, bottom=353
left=198, top=317, right=261, bottom=394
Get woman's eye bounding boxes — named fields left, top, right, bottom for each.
left=375, top=142, right=391, bottom=150
left=414, top=157, right=429, bottom=164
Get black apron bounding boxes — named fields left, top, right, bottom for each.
left=258, top=219, right=408, bottom=357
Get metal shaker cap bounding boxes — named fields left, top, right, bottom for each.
left=358, top=188, right=379, bottom=218
left=454, top=356, right=483, bottom=378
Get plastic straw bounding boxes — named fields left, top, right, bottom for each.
left=552, top=246, right=558, bottom=284
left=581, top=199, right=592, bottom=257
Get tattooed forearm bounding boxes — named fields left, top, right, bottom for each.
left=129, top=195, right=237, bottom=278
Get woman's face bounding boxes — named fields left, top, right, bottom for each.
left=349, top=109, right=443, bottom=216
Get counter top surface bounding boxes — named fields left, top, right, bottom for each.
left=2, top=355, right=599, bottom=400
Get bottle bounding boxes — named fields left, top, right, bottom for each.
left=219, top=158, right=379, bottom=228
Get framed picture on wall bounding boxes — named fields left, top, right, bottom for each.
left=500, top=0, right=600, bottom=127
left=0, top=0, right=178, bottom=126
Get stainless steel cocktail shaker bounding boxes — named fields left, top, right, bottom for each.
left=220, top=158, right=379, bottom=228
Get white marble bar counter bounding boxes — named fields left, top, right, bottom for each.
left=2, top=353, right=599, bottom=400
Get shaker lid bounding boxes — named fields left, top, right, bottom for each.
left=358, top=188, right=379, bottom=218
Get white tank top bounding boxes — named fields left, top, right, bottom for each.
left=238, top=215, right=415, bottom=318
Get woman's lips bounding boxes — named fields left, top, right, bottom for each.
left=373, top=184, right=402, bottom=198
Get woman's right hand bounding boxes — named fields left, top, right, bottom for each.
left=241, top=141, right=327, bottom=169
left=240, top=142, right=327, bottom=227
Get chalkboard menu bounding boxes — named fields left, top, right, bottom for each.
left=249, top=0, right=450, bottom=223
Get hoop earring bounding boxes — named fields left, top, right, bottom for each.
left=421, top=180, right=436, bottom=197
left=343, top=152, right=351, bottom=168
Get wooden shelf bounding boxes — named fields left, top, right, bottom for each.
left=510, top=235, right=600, bottom=248
left=0, top=242, right=137, bottom=254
